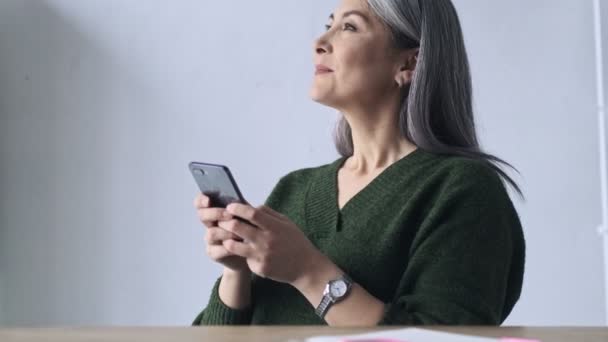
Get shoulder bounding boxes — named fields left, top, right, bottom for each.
left=412, top=153, right=524, bottom=244
left=427, top=153, right=510, bottom=198
left=407, top=152, right=521, bottom=221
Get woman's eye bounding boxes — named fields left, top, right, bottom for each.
left=324, top=23, right=356, bottom=32
left=343, top=23, right=356, bottom=31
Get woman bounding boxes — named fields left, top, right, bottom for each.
left=192, top=0, right=525, bottom=326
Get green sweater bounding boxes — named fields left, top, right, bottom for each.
left=192, top=148, right=525, bottom=325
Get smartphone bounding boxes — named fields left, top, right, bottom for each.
left=189, top=161, right=248, bottom=208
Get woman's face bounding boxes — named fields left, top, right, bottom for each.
left=309, top=0, right=403, bottom=112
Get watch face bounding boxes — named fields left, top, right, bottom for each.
left=329, top=280, right=348, bottom=297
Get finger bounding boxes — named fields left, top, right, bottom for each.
left=206, top=227, right=242, bottom=244
left=218, top=219, right=259, bottom=243
left=194, top=193, right=205, bottom=208
left=223, top=239, right=255, bottom=258
left=194, top=193, right=210, bottom=209
left=258, top=205, right=287, bottom=221
left=225, top=203, right=275, bottom=230
left=206, top=245, right=232, bottom=260
left=205, top=227, right=241, bottom=245
left=198, top=207, right=232, bottom=224
left=252, top=205, right=285, bottom=230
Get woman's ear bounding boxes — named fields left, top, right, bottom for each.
left=394, top=48, right=419, bottom=88
left=395, top=69, right=414, bottom=88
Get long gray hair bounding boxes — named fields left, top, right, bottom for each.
left=333, top=0, right=523, bottom=198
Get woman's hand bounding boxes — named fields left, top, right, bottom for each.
left=193, top=193, right=250, bottom=273
left=216, top=202, right=326, bottom=286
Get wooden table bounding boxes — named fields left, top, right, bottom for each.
left=0, top=326, right=607, bottom=342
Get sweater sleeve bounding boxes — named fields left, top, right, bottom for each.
left=191, top=275, right=254, bottom=325
left=378, top=161, right=525, bottom=325
left=191, top=172, right=296, bottom=326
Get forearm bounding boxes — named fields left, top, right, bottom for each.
left=219, top=268, right=252, bottom=310
left=292, top=254, right=385, bottom=326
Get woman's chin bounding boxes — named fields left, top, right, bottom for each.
left=309, top=88, right=333, bottom=106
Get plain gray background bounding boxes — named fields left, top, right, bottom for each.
left=1, top=0, right=607, bottom=326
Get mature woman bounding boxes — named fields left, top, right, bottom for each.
left=192, top=0, right=525, bottom=326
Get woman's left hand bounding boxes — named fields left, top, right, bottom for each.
left=217, top=202, right=325, bottom=286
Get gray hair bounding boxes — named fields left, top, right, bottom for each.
left=333, top=0, right=523, bottom=198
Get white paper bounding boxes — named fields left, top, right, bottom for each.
left=306, top=328, right=499, bottom=342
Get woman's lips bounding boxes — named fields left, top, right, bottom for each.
left=315, top=65, right=333, bottom=75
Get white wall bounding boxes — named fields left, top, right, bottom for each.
left=0, top=0, right=606, bottom=326
left=0, top=277, right=4, bottom=326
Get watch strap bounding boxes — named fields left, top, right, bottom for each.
left=315, top=294, right=333, bottom=318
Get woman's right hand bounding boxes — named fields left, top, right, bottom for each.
left=194, top=193, right=250, bottom=273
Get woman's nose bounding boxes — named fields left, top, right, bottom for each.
left=314, top=40, right=331, bottom=54
left=314, top=36, right=331, bottom=54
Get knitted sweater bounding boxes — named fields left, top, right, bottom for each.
left=192, top=148, right=525, bottom=325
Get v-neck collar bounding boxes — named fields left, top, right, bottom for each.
left=305, top=148, right=429, bottom=234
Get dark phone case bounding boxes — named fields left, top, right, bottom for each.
left=189, top=161, right=247, bottom=208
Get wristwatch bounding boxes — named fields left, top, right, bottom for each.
left=315, top=273, right=353, bottom=319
